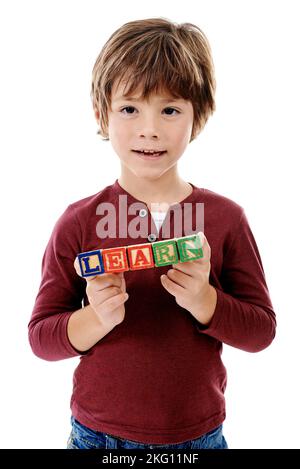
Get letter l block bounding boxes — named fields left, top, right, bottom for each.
left=77, top=250, right=105, bottom=277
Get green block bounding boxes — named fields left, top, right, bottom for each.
left=176, top=233, right=203, bottom=262
left=152, top=239, right=179, bottom=266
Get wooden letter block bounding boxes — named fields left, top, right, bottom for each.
left=127, top=243, right=155, bottom=271
left=78, top=250, right=105, bottom=277
left=176, top=233, right=203, bottom=262
left=102, top=246, right=129, bottom=273
left=152, top=239, right=179, bottom=267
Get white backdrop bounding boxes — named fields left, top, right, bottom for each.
left=0, top=0, right=299, bottom=449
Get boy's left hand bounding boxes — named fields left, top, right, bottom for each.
left=160, top=232, right=217, bottom=326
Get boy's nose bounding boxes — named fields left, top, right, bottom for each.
left=138, top=123, right=160, bottom=138
left=138, top=113, right=160, bottom=137
left=139, top=131, right=159, bottom=138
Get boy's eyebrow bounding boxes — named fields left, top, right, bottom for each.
left=114, top=96, right=183, bottom=103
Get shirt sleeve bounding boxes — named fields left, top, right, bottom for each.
left=28, top=204, right=87, bottom=361
left=197, top=209, right=276, bottom=352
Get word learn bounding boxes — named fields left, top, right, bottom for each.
left=77, top=232, right=204, bottom=278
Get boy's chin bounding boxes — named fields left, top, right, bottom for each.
left=128, top=169, right=168, bottom=181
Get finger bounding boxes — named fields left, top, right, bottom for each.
left=100, top=290, right=129, bottom=313
left=91, top=285, right=124, bottom=307
left=160, top=273, right=186, bottom=297
left=86, top=273, right=124, bottom=296
left=166, top=268, right=193, bottom=290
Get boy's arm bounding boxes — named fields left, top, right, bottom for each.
left=197, top=209, right=276, bottom=352
left=66, top=304, right=114, bottom=352
left=28, top=205, right=106, bottom=361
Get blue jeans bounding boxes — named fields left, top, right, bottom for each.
left=67, top=416, right=228, bottom=449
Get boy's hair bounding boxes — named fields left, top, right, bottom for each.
left=91, top=17, right=216, bottom=142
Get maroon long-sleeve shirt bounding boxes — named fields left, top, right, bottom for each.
left=28, top=180, right=276, bottom=444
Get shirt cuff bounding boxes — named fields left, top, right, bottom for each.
left=195, top=287, right=224, bottom=335
left=64, top=312, right=89, bottom=357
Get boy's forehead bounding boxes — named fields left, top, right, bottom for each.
left=111, top=79, right=184, bottom=103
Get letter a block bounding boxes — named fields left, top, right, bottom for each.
left=152, top=239, right=179, bottom=267
left=78, top=250, right=105, bottom=277
left=127, top=243, right=155, bottom=271
left=176, top=233, right=203, bottom=262
left=101, top=246, right=129, bottom=273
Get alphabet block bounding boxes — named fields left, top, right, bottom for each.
left=127, top=243, right=155, bottom=270
left=78, top=250, right=105, bottom=277
left=102, top=246, right=129, bottom=273
left=176, top=234, right=203, bottom=262
left=152, top=239, right=179, bottom=267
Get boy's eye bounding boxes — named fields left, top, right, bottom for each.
left=120, top=106, right=179, bottom=115
left=120, top=106, right=136, bottom=114
left=164, top=107, right=179, bottom=116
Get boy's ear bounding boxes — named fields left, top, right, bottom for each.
left=93, top=105, right=100, bottom=124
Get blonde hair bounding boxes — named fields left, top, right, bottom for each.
left=91, top=17, right=216, bottom=142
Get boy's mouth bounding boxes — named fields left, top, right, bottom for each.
left=132, top=149, right=167, bottom=158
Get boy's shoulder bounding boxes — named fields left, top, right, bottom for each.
left=68, top=181, right=117, bottom=216
left=196, top=186, right=244, bottom=216
left=197, top=187, right=248, bottom=242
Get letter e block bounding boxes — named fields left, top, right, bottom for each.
left=102, top=247, right=129, bottom=273
left=176, top=233, right=203, bottom=262
left=127, top=243, right=155, bottom=270
left=152, top=239, right=179, bottom=266
left=77, top=250, right=105, bottom=277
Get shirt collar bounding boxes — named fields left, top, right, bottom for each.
left=112, top=178, right=198, bottom=210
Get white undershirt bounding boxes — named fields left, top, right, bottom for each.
left=150, top=211, right=168, bottom=232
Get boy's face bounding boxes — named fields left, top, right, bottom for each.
left=104, top=79, right=194, bottom=182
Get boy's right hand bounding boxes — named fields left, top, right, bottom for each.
left=74, top=258, right=129, bottom=329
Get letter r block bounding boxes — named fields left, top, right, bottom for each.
left=127, top=243, right=155, bottom=270
left=176, top=233, right=204, bottom=262
left=152, top=239, right=179, bottom=266
left=77, top=250, right=105, bottom=277
left=102, top=247, right=129, bottom=273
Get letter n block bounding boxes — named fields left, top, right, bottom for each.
left=77, top=250, right=105, bottom=277
left=152, top=239, right=179, bottom=266
left=176, top=233, right=203, bottom=262
left=102, top=247, right=129, bottom=273
left=127, top=243, right=155, bottom=271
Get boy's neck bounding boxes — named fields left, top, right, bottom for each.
left=117, top=171, right=193, bottom=209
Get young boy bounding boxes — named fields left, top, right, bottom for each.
left=28, top=17, right=276, bottom=450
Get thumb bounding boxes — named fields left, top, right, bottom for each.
left=74, top=257, right=81, bottom=276
left=197, top=231, right=206, bottom=248
left=196, top=231, right=211, bottom=261
left=119, top=271, right=126, bottom=293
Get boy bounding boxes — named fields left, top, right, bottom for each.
left=28, top=18, right=276, bottom=450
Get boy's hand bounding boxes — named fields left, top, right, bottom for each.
left=74, top=258, right=129, bottom=330
left=160, top=233, right=217, bottom=326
